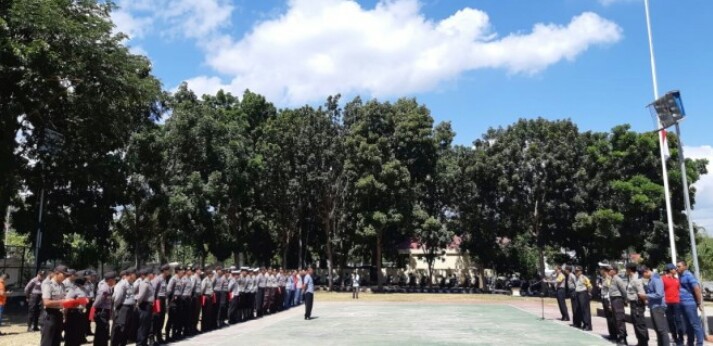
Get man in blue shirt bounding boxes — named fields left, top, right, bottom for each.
left=642, top=265, right=671, bottom=346
left=303, top=268, right=315, bottom=320
left=676, top=260, right=705, bottom=346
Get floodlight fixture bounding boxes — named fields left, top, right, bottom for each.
left=648, top=90, right=686, bottom=130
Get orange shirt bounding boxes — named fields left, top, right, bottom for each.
left=0, top=281, right=6, bottom=305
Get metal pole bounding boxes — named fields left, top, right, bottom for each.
left=644, top=0, right=678, bottom=263
left=34, top=188, right=45, bottom=275
left=674, top=123, right=709, bottom=333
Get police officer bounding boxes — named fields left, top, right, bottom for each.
left=179, top=266, right=195, bottom=336
left=598, top=263, right=617, bottom=340
left=151, top=265, right=170, bottom=344
left=574, top=266, right=592, bottom=331
left=213, top=266, right=227, bottom=327
left=135, top=269, right=155, bottom=346
left=112, top=268, right=138, bottom=346
left=165, top=266, right=184, bottom=341
left=65, top=274, right=89, bottom=346
left=563, top=266, right=578, bottom=327
left=608, top=266, right=628, bottom=346
left=277, top=269, right=286, bottom=311
left=93, top=271, right=117, bottom=346
left=303, top=267, right=315, bottom=320
left=237, top=269, right=248, bottom=322
left=24, top=270, right=45, bottom=332
left=228, top=269, right=240, bottom=324
left=626, top=263, right=649, bottom=346
left=552, top=266, right=568, bottom=321
left=191, top=267, right=203, bottom=335
left=255, top=268, right=266, bottom=318
left=41, top=265, right=69, bottom=346
left=200, top=268, right=216, bottom=332
left=266, top=269, right=277, bottom=314
left=83, top=270, right=98, bottom=337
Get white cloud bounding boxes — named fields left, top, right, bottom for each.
left=111, top=0, right=233, bottom=40
left=684, top=145, right=713, bottom=234
left=192, top=0, right=621, bottom=104
left=599, top=0, right=640, bottom=6
left=182, top=76, right=231, bottom=97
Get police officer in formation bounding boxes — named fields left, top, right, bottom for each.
left=24, top=270, right=45, bottom=332
left=93, top=271, right=117, bottom=346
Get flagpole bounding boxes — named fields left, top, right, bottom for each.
left=644, top=0, right=677, bottom=263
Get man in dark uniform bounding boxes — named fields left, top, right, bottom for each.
left=135, top=269, right=155, bottom=346
left=112, top=269, right=138, bottom=346
left=551, top=266, right=569, bottom=321
left=151, top=265, right=170, bottom=344
left=41, top=265, right=69, bottom=346
left=24, top=270, right=46, bottom=332
left=92, top=271, right=117, bottom=346
left=165, top=266, right=184, bottom=341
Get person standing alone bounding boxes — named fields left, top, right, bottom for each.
left=352, top=272, right=360, bottom=299
left=303, top=268, right=315, bottom=320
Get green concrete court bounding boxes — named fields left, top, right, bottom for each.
left=175, top=302, right=610, bottom=346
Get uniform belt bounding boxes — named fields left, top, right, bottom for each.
left=46, top=308, right=63, bottom=313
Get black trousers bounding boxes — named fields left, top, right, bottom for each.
left=65, top=309, right=86, bottom=346
left=216, top=291, right=228, bottom=326
left=304, top=292, right=314, bottom=319
left=555, top=288, right=568, bottom=320
left=666, top=303, right=685, bottom=346
left=111, top=305, right=133, bottom=346
left=201, top=295, right=215, bottom=332
left=353, top=286, right=359, bottom=299
left=85, top=299, right=94, bottom=335
left=93, top=308, right=111, bottom=346
left=136, top=302, right=152, bottom=346
left=570, top=291, right=580, bottom=327
left=630, top=300, right=649, bottom=346
left=650, top=306, right=671, bottom=346
left=575, top=292, right=591, bottom=329
left=40, top=309, right=63, bottom=346
left=228, top=295, right=239, bottom=324
left=178, top=296, right=190, bottom=335
left=28, top=294, right=42, bottom=329
left=152, top=297, right=166, bottom=341
left=602, top=299, right=617, bottom=339
left=256, top=288, right=265, bottom=317
left=611, top=297, right=627, bottom=343
left=165, top=296, right=179, bottom=338
left=192, top=296, right=201, bottom=334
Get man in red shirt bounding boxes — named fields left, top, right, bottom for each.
left=662, top=263, right=684, bottom=346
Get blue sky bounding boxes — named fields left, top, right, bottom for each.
left=112, top=0, right=713, bottom=232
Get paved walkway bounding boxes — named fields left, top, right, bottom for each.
left=175, top=301, right=610, bottom=345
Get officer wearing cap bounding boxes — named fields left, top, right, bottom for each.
left=65, top=273, right=89, bottom=346
left=24, top=270, right=46, bottom=332
left=255, top=268, right=267, bottom=318
left=228, top=269, right=240, bottom=324
left=574, top=266, right=592, bottom=330
left=563, top=265, right=578, bottom=327
left=165, top=266, right=184, bottom=340
left=598, top=263, right=617, bottom=340
left=607, top=265, right=628, bottom=346
left=135, top=268, right=155, bottom=346
left=200, top=268, right=216, bottom=331
left=213, top=266, right=228, bottom=327
left=83, top=270, right=98, bottom=338
left=626, top=262, right=649, bottom=346
left=41, top=265, right=69, bottom=346
left=180, top=266, right=195, bottom=336
left=112, top=268, right=138, bottom=346
left=151, top=265, right=170, bottom=344
left=237, top=268, right=248, bottom=322
left=93, top=271, right=117, bottom=346
left=247, top=269, right=257, bottom=320
left=63, top=268, right=77, bottom=295
left=190, top=267, right=203, bottom=335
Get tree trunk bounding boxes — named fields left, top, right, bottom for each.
left=376, top=231, right=383, bottom=289
left=322, top=214, right=334, bottom=291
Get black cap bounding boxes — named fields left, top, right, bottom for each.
left=626, top=263, right=639, bottom=272
left=104, top=271, right=117, bottom=280
left=160, top=264, right=170, bottom=271
left=176, top=266, right=185, bottom=271
left=137, top=268, right=149, bottom=276
left=53, top=265, right=70, bottom=275
left=215, top=266, right=223, bottom=271
left=575, top=266, right=583, bottom=272
left=67, top=269, right=77, bottom=276
left=119, top=270, right=128, bottom=276
left=640, top=264, right=652, bottom=272
left=125, top=268, right=136, bottom=275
